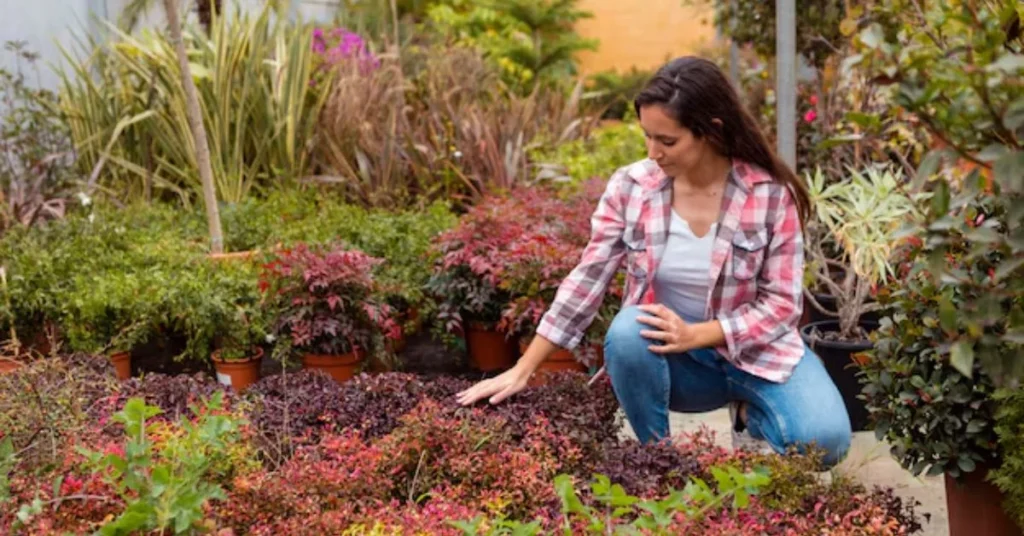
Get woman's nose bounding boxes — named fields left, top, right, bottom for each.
left=646, top=140, right=661, bottom=161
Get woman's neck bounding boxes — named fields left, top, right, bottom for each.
left=673, top=153, right=733, bottom=193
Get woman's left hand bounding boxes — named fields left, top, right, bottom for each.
left=636, top=304, right=699, bottom=354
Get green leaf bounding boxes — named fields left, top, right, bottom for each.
left=994, top=151, right=1024, bottom=194
left=150, top=466, right=170, bottom=497
left=846, top=112, right=881, bottom=129
left=554, top=475, right=585, bottom=515
left=958, top=456, right=977, bottom=474
left=966, top=419, right=987, bottom=434
left=916, top=150, right=943, bottom=187
left=977, top=144, right=1010, bottom=163
left=994, top=256, right=1024, bottom=282
left=967, top=226, right=1002, bottom=243
left=859, top=23, right=885, bottom=49
left=1006, top=102, right=1024, bottom=131
left=52, top=475, right=64, bottom=502
left=930, top=179, right=951, bottom=217
left=950, top=341, right=976, bottom=378
left=189, top=63, right=212, bottom=80
left=939, top=296, right=957, bottom=333
left=818, top=134, right=864, bottom=150
left=988, top=53, right=1024, bottom=74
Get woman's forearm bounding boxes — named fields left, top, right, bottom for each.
left=513, top=334, right=561, bottom=377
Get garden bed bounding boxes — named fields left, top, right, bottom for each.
left=1, top=355, right=924, bottom=535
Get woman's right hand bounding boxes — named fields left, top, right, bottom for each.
left=455, top=334, right=560, bottom=406
left=455, top=365, right=531, bottom=406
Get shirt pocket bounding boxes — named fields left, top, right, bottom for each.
left=731, top=228, right=770, bottom=281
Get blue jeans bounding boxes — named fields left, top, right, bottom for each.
left=604, top=305, right=852, bottom=468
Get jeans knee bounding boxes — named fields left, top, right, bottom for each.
left=794, top=418, right=852, bottom=468
left=604, top=306, right=653, bottom=365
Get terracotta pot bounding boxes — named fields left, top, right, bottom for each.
left=465, top=325, right=517, bottom=372
left=520, top=338, right=587, bottom=386
left=946, top=465, right=1022, bottom=536
left=302, top=351, right=364, bottom=383
left=109, top=351, right=132, bottom=380
left=212, top=347, right=264, bottom=392
left=0, top=357, right=22, bottom=374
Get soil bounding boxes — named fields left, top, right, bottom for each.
left=805, top=324, right=870, bottom=344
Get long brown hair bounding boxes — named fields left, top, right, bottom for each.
left=634, top=56, right=811, bottom=225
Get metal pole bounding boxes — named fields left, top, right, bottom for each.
left=729, top=0, right=740, bottom=93
left=776, top=0, right=797, bottom=169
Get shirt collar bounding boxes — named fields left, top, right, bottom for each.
left=631, top=158, right=774, bottom=193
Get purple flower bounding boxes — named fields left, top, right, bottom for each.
left=312, top=27, right=380, bottom=74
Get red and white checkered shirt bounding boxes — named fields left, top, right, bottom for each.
left=536, top=158, right=805, bottom=383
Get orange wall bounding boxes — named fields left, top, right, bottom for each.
left=574, top=0, right=717, bottom=74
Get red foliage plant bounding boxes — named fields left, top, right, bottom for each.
left=259, top=243, right=400, bottom=356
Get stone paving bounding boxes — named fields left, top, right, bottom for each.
left=619, top=408, right=949, bottom=536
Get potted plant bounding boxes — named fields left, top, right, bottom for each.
left=260, top=243, right=400, bottom=383
left=210, top=302, right=268, bottom=392
left=802, top=164, right=924, bottom=430
left=498, top=227, right=621, bottom=384
left=427, top=196, right=527, bottom=372
left=860, top=229, right=1016, bottom=535
left=848, top=1, right=1023, bottom=531
left=60, top=269, right=157, bottom=380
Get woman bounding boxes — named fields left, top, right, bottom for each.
left=456, top=56, right=851, bottom=467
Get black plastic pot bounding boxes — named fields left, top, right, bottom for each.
left=800, top=320, right=877, bottom=432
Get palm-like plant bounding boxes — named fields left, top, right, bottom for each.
left=804, top=164, right=928, bottom=340
left=118, top=0, right=225, bottom=253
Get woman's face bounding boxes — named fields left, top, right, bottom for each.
left=638, top=104, right=711, bottom=177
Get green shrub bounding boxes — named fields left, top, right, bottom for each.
left=424, top=0, right=597, bottom=90
left=0, top=354, right=118, bottom=471
left=584, top=67, right=652, bottom=120
left=217, top=188, right=457, bottom=314
left=991, top=388, right=1024, bottom=530
left=860, top=237, right=1004, bottom=480
left=1, top=195, right=455, bottom=364
left=531, top=121, right=645, bottom=187
left=853, top=0, right=1023, bottom=383
left=77, top=394, right=243, bottom=535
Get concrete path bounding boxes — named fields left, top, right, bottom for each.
left=619, top=408, right=948, bottom=535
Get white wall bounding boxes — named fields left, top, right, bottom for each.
left=0, top=0, right=95, bottom=89
left=0, top=0, right=342, bottom=90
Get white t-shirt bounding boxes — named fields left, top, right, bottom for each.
left=652, top=209, right=716, bottom=322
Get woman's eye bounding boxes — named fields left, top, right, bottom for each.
left=661, top=140, right=676, bottom=147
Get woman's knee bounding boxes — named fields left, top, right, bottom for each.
left=605, top=306, right=646, bottom=348
left=604, top=306, right=654, bottom=366
left=791, top=415, right=852, bottom=468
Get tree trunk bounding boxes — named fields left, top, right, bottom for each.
left=163, top=0, right=223, bottom=253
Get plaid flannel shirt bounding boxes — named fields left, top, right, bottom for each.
left=536, top=158, right=805, bottom=383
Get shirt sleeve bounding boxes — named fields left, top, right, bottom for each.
left=716, top=185, right=804, bottom=359
left=536, top=169, right=629, bottom=349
